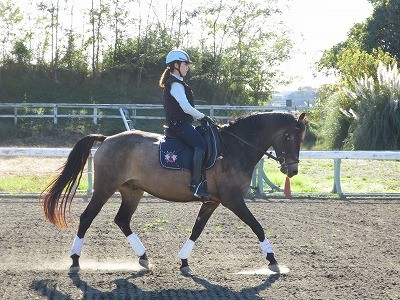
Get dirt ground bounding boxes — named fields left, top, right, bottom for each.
left=0, top=195, right=399, bottom=300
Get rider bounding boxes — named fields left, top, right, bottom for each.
left=159, top=49, right=212, bottom=199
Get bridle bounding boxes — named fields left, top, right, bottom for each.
left=223, top=127, right=300, bottom=168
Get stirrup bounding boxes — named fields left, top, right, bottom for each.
left=192, top=181, right=210, bottom=198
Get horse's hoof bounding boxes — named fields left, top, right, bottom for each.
left=139, top=253, right=149, bottom=269
left=268, top=263, right=281, bottom=273
left=69, top=265, right=80, bottom=273
left=180, top=265, right=193, bottom=275
left=139, top=258, right=149, bottom=269
left=69, top=254, right=80, bottom=272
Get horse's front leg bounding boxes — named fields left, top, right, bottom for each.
left=179, top=201, right=219, bottom=273
left=223, top=196, right=280, bottom=272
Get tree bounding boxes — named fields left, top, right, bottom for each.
left=0, top=0, right=23, bottom=87
left=335, top=48, right=396, bottom=89
left=37, top=0, right=62, bottom=81
left=363, top=0, right=400, bottom=61
left=0, top=1, right=23, bottom=63
left=12, top=40, right=31, bottom=66
left=90, top=0, right=108, bottom=79
left=318, top=0, right=400, bottom=77
left=194, top=0, right=291, bottom=105
left=60, top=30, right=88, bottom=74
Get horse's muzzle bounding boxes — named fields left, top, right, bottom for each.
left=279, top=159, right=299, bottom=178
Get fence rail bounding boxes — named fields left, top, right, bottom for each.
left=253, top=151, right=400, bottom=198
left=0, top=103, right=293, bottom=127
left=1, top=148, right=399, bottom=198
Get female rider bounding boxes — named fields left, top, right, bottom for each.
left=159, top=49, right=212, bottom=199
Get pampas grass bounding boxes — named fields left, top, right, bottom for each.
left=345, top=62, right=400, bottom=150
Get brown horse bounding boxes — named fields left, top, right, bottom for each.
left=42, top=112, right=306, bottom=273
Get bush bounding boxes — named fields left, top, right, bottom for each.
left=346, top=62, right=400, bottom=150
left=316, top=90, right=353, bottom=150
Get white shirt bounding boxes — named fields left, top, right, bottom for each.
left=170, top=74, right=205, bottom=120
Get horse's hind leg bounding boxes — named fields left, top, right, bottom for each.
left=179, top=201, right=219, bottom=273
left=70, top=189, right=115, bottom=271
left=114, top=184, right=148, bottom=269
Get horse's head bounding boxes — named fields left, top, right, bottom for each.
left=273, top=112, right=306, bottom=178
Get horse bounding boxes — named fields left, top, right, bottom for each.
left=42, top=112, right=306, bottom=273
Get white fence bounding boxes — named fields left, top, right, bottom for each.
left=254, top=151, right=400, bottom=198
left=0, top=103, right=293, bottom=127
left=1, top=148, right=399, bottom=198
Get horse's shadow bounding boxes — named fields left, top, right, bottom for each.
left=31, top=270, right=280, bottom=299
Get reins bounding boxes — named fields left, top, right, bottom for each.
left=222, top=130, right=283, bottom=164
left=207, top=118, right=300, bottom=168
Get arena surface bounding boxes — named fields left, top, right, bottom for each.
left=0, top=196, right=399, bottom=299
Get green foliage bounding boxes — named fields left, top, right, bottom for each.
left=336, top=48, right=396, bottom=89
left=0, top=0, right=292, bottom=106
left=11, top=40, right=30, bottom=65
left=319, top=47, right=396, bottom=90
left=363, top=0, right=400, bottom=61
left=318, top=91, right=353, bottom=150
left=315, top=0, right=400, bottom=150
left=317, top=23, right=367, bottom=76
left=184, top=0, right=291, bottom=105
left=317, top=0, right=400, bottom=85
left=316, top=62, right=400, bottom=150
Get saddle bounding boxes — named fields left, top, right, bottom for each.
left=159, top=123, right=219, bottom=170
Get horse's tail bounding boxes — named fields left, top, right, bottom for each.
left=42, top=134, right=107, bottom=228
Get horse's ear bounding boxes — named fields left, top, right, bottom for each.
left=297, top=112, right=306, bottom=126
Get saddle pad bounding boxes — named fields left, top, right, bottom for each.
left=159, top=138, right=193, bottom=170
left=159, top=125, right=218, bottom=171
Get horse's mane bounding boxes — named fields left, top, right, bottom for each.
left=220, top=112, right=295, bottom=135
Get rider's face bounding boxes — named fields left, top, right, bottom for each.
left=174, top=61, right=189, bottom=77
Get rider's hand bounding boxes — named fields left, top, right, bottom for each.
left=200, top=115, right=214, bottom=125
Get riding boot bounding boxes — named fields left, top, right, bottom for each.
left=190, top=149, right=211, bottom=199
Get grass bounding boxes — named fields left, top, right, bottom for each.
left=0, top=175, right=89, bottom=194
left=260, top=158, right=400, bottom=195
left=0, top=157, right=399, bottom=196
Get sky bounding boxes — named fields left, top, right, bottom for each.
left=276, top=0, right=373, bottom=91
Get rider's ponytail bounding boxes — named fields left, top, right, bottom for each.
left=159, top=67, right=170, bottom=88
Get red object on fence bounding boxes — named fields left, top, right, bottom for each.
left=284, top=176, right=291, bottom=197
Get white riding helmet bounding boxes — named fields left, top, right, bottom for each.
left=166, top=49, right=192, bottom=64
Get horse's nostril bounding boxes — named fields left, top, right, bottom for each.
left=293, top=170, right=298, bottom=176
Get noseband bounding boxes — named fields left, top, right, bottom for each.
left=276, top=128, right=300, bottom=168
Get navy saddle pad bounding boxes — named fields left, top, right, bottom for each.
left=159, top=124, right=219, bottom=170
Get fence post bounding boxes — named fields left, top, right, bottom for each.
left=131, top=108, right=137, bottom=129
left=119, top=108, right=131, bottom=131
left=14, top=107, right=18, bottom=125
left=332, top=158, right=344, bottom=198
left=53, top=105, right=58, bottom=124
left=257, top=159, right=265, bottom=196
left=93, top=107, right=98, bottom=125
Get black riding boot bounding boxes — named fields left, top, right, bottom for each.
left=190, top=149, right=211, bottom=198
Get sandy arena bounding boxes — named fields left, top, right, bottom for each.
left=0, top=196, right=399, bottom=299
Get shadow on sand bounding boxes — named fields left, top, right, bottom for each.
left=31, top=269, right=281, bottom=299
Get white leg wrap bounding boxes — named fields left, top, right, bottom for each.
left=127, top=233, right=146, bottom=256
left=70, top=236, right=84, bottom=256
left=259, top=238, right=274, bottom=256
left=178, top=239, right=195, bottom=260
